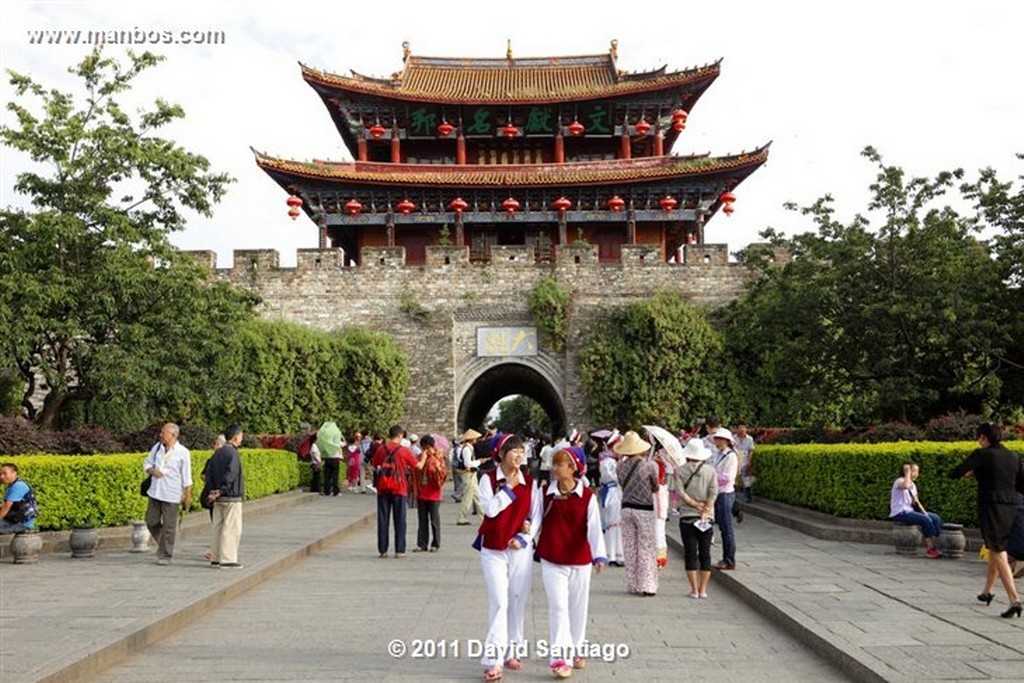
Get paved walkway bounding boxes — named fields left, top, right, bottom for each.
left=2, top=490, right=1021, bottom=682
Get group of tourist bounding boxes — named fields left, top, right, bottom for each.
left=891, top=423, right=1023, bottom=618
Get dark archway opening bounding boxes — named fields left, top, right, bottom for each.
left=458, top=363, right=566, bottom=439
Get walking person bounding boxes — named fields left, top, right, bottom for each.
left=599, top=432, right=624, bottom=566
left=207, top=425, right=245, bottom=569
left=709, top=427, right=739, bottom=570
left=734, top=421, right=756, bottom=503
left=372, top=425, right=421, bottom=558
left=473, top=434, right=538, bottom=682
left=950, top=422, right=1022, bottom=618
left=889, top=462, right=944, bottom=558
left=457, top=428, right=483, bottom=525
left=346, top=431, right=363, bottom=492
left=672, top=439, right=717, bottom=599
left=318, top=421, right=345, bottom=496
left=414, top=435, right=447, bottom=552
left=143, top=423, right=192, bottom=566
left=615, top=430, right=660, bottom=595
left=534, top=447, right=607, bottom=678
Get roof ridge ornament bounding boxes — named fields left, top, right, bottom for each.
left=506, top=39, right=513, bottom=64
left=610, top=39, right=618, bottom=61
left=402, top=41, right=411, bottom=63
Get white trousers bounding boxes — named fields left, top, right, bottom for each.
left=541, top=560, right=592, bottom=665
left=480, top=546, right=533, bottom=667
left=603, top=487, right=623, bottom=563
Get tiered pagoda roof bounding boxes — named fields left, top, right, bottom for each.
left=255, top=147, right=769, bottom=188
left=300, top=52, right=720, bottom=105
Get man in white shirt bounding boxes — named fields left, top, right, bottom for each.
left=144, top=423, right=193, bottom=565
left=733, top=422, right=756, bottom=503
left=456, top=428, right=482, bottom=525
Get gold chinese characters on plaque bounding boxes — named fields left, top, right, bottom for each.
left=476, top=327, right=538, bottom=357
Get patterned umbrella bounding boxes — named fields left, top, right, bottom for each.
left=643, top=425, right=685, bottom=469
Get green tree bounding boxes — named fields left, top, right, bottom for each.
left=493, top=395, right=552, bottom=436
left=726, top=147, right=1010, bottom=426
left=0, top=49, right=240, bottom=428
left=578, top=291, right=727, bottom=430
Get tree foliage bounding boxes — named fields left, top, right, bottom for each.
left=529, top=276, right=570, bottom=351
left=0, top=48, right=241, bottom=428
left=725, top=147, right=1015, bottom=426
left=577, top=292, right=728, bottom=430
left=493, top=395, right=552, bottom=436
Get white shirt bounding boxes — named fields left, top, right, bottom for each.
left=461, top=443, right=480, bottom=470
left=144, top=442, right=192, bottom=504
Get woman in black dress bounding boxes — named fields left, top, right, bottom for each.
left=950, top=423, right=1022, bottom=618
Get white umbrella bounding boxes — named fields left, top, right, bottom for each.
left=643, top=425, right=685, bottom=469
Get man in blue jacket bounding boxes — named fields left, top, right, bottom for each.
left=0, top=463, right=37, bottom=533
left=206, top=425, right=245, bottom=569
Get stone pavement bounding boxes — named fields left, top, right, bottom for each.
left=2, top=489, right=1021, bottom=682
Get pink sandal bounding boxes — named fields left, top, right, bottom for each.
left=483, top=666, right=503, bottom=681
left=504, top=658, right=524, bottom=671
left=550, top=660, right=572, bottom=679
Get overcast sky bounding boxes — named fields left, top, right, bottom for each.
left=3, top=1, right=1022, bottom=266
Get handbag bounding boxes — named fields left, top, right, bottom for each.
left=139, top=475, right=152, bottom=497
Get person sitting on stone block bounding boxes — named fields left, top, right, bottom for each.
left=890, top=462, right=943, bottom=559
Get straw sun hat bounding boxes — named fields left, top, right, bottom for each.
left=613, top=430, right=651, bottom=456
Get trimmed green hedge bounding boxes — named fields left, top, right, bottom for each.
left=754, top=441, right=1024, bottom=526
left=4, top=449, right=300, bottom=530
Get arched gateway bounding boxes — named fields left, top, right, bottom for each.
left=456, top=354, right=567, bottom=438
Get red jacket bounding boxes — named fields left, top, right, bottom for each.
left=371, top=442, right=419, bottom=496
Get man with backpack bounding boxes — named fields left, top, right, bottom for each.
left=0, top=463, right=38, bottom=533
left=372, top=425, right=421, bottom=558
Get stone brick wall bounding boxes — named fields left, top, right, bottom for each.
left=198, top=243, right=754, bottom=436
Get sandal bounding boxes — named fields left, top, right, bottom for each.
left=504, top=658, right=524, bottom=671
left=483, top=666, right=503, bottom=681
left=550, top=660, right=572, bottom=679
left=572, top=656, right=585, bottom=669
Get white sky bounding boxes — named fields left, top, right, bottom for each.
left=2, top=1, right=1022, bottom=266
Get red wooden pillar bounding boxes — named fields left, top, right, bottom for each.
left=619, top=127, right=631, bottom=159
left=390, top=129, right=401, bottom=163
left=554, top=129, right=564, bottom=164
left=456, top=129, right=466, bottom=165
left=357, top=136, right=368, bottom=162
left=653, top=127, right=664, bottom=157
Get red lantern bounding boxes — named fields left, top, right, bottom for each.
left=552, top=196, right=572, bottom=212
left=396, top=199, right=416, bottom=215
left=286, top=195, right=302, bottom=220
left=502, top=197, right=520, bottom=214
left=449, top=197, right=468, bottom=214
left=719, top=191, right=736, bottom=204
left=501, top=123, right=519, bottom=138
left=344, top=198, right=362, bottom=215
left=368, top=123, right=386, bottom=139
left=437, top=121, right=454, bottom=137
left=723, top=203, right=735, bottom=216
left=606, top=195, right=625, bottom=212
left=635, top=119, right=651, bottom=136
left=671, top=108, right=688, bottom=133
left=567, top=119, right=585, bottom=136
left=659, top=195, right=678, bottom=212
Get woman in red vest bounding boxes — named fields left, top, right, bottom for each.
left=474, top=434, right=538, bottom=682
left=535, top=447, right=607, bottom=679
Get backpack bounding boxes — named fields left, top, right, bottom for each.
left=296, top=433, right=316, bottom=460
left=374, top=445, right=404, bottom=490
left=4, top=482, right=38, bottom=524
left=452, top=444, right=465, bottom=470
left=424, top=452, right=448, bottom=487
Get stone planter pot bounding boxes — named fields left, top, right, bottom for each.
left=130, top=520, right=151, bottom=553
left=892, top=523, right=923, bottom=556
left=938, top=523, right=966, bottom=559
left=11, top=531, right=42, bottom=564
left=69, top=527, right=99, bottom=558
